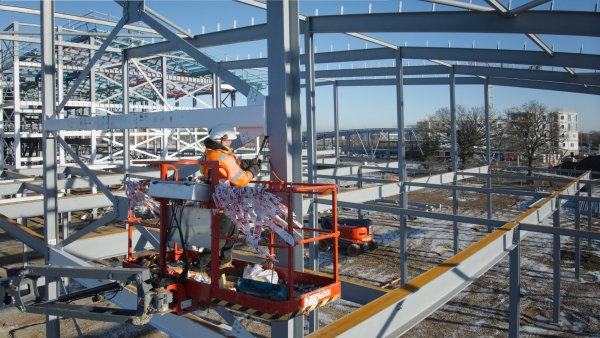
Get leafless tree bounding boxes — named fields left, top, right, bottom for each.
left=428, top=105, right=496, bottom=164
left=503, top=100, right=563, bottom=178
left=414, top=120, right=441, bottom=167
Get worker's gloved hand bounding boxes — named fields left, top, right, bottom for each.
left=239, top=159, right=253, bottom=170
left=248, top=164, right=261, bottom=177
left=251, top=158, right=262, bottom=166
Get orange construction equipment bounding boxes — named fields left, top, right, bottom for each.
left=319, top=216, right=378, bottom=257
left=124, top=160, right=341, bottom=320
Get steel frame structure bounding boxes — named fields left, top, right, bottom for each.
left=0, top=1, right=598, bottom=337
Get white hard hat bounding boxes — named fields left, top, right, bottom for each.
left=209, top=123, right=237, bottom=141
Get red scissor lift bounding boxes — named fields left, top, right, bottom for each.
left=124, top=160, right=340, bottom=320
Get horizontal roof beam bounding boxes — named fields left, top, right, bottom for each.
left=0, top=4, right=157, bottom=34
left=44, top=105, right=264, bottom=131
left=124, top=24, right=268, bottom=59
left=319, top=76, right=599, bottom=95
left=309, top=11, right=600, bottom=37
left=310, top=47, right=600, bottom=71
left=309, top=65, right=600, bottom=86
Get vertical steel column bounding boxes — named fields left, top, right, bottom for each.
left=61, top=211, right=70, bottom=292
left=484, top=78, right=492, bottom=231
left=122, top=59, right=130, bottom=176
left=12, top=21, right=21, bottom=168
left=588, top=182, right=593, bottom=246
left=159, top=56, right=171, bottom=160
left=41, top=1, right=60, bottom=336
left=552, top=199, right=561, bottom=325
left=575, top=194, right=581, bottom=279
left=333, top=81, right=339, bottom=165
left=333, top=82, right=340, bottom=191
left=450, top=66, right=459, bottom=254
left=90, top=37, right=98, bottom=165
left=57, top=26, right=66, bottom=166
left=212, top=73, right=221, bottom=108
left=345, top=130, right=350, bottom=157
left=161, top=56, right=169, bottom=159
left=267, top=1, right=303, bottom=336
left=396, top=49, right=408, bottom=285
left=509, top=226, right=521, bottom=338
left=357, top=165, right=363, bottom=220
left=303, top=19, right=319, bottom=333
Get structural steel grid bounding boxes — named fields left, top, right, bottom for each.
left=0, top=0, right=598, bottom=337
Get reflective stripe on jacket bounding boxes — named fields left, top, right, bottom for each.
left=204, top=148, right=253, bottom=187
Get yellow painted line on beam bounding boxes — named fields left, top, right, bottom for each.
left=514, top=171, right=589, bottom=223
left=77, top=228, right=128, bottom=240
left=0, top=213, right=44, bottom=239
left=308, top=171, right=589, bottom=338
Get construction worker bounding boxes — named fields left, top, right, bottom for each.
left=195, top=123, right=261, bottom=274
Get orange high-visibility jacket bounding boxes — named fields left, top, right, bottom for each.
left=204, top=148, right=253, bottom=186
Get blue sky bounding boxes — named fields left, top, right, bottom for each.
left=1, top=0, right=598, bottom=132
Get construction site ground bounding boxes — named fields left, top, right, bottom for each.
left=0, top=177, right=599, bottom=337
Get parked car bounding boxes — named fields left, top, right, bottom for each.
left=505, top=153, right=518, bottom=161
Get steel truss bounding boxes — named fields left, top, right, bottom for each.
left=0, top=1, right=598, bottom=337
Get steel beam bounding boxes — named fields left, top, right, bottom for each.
left=312, top=47, right=600, bottom=71
left=60, top=212, right=117, bottom=247
left=0, top=192, right=121, bottom=219
left=312, top=65, right=500, bottom=81
left=61, top=229, right=155, bottom=261
left=519, top=223, right=600, bottom=240
left=48, top=247, right=233, bottom=337
left=54, top=16, right=128, bottom=117
left=139, top=11, right=264, bottom=102
left=44, top=106, right=264, bottom=132
left=308, top=172, right=588, bottom=338
left=325, top=77, right=600, bottom=96
left=484, top=79, right=493, bottom=231
left=308, top=11, right=599, bottom=36
left=267, top=0, right=303, bottom=336
left=304, top=19, right=319, bottom=332
left=333, top=82, right=339, bottom=165
left=133, top=225, right=160, bottom=250
left=574, top=193, right=581, bottom=279
left=552, top=200, right=561, bottom=325
left=396, top=49, right=408, bottom=285
left=490, top=77, right=600, bottom=96
left=509, top=225, right=522, bottom=338
left=450, top=66, right=459, bottom=254
left=304, top=166, right=488, bottom=214
left=0, top=213, right=45, bottom=254
left=40, top=1, right=60, bottom=335
left=55, top=134, right=115, bottom=201
left=0, top=34, right=123, bottom=52
left=0, top=4, right=157, bottom=33
left=124, top=24, right=268, bottom=59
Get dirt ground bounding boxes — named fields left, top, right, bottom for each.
left=1, top=181, right=599, bottom=337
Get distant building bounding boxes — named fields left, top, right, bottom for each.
left=557, top=109, right=579, bottom=156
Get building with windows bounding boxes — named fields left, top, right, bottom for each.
left=557, top=109, right=579, bottom=156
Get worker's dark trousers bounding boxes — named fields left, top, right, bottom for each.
left=196, top=213, right=239, bottom=270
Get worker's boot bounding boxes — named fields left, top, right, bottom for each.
left=218, top=258, right=235, bottom=270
